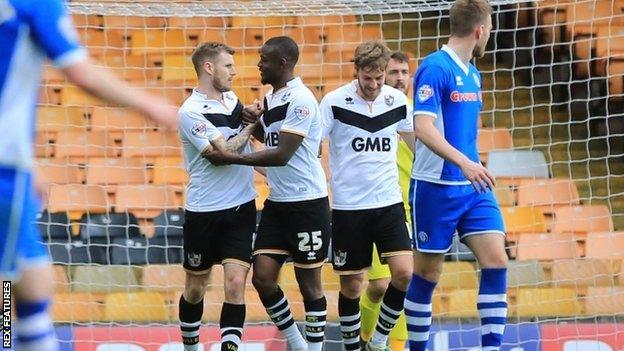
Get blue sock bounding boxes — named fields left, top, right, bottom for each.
left=15, top=300, right=58, bottom=351
left=478, top=268, right=508, bottom=351
left=404, top=274, right=436, bottom=351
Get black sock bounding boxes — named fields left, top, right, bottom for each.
left=258, top=286, right=296, bottom=331
left=338, top=293, right=361, bottom=351
left=373, top=283, right=406, bottom=341
left=303, top=296, right=327, bottom=346
left=179, top=295, right=203, bottom=346
left=220, top=302, right=245, bottom=351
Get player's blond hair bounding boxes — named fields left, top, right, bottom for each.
left=354, top=41, right=391, bottom=72
left=449, top=0, right=493, bottom=37
left=191, top=42, right=235, bottom=77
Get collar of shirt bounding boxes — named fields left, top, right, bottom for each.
left=192, top=89, right=233, bottom=110
left=441, top=44, right=469, bottom=75
left=267, top=76, right=303, bottom=100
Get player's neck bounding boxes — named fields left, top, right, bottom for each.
left=272, top=72, right=295, bottom=92
left=197, top=80, right=224, bottom=102
left=445, top=38, right=474, bottom=65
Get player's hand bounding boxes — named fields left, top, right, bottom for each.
left=139, top=96, right=179, bottom=130
left=459, top=159, right=496, bottom=193
left=243, top=99, right=264, bottom=125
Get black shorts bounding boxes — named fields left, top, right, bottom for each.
left=254, top=197, right=331, bottom=269
left=331, top=202, right=412, bottom=274
left=183, top=200, right=256, bottom=273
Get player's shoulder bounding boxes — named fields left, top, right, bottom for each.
left=223, top=90, right=239, bottom=103
left=321, top=82, right=353, bottom=105
left=418, top=50, right=453, bottom=73
left=178, top=91, right=204, bottom=118
left=289, top=82, right=319, bottom=107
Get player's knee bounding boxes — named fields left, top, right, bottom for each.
left=184, top=285, right=206, bottom=304
left=366, top=280, right=388, bottom=302
left=480, top=251, right=508, bottom=269
left=224, top=274, right=246, bottom=302
left=339, top=275, right=364, bottom=299
left=415, top=265, right=443, bottom=283
left=251, top=270, right=275, bottom=295
left=391, top=268, right=413, bottom=291
left=298, top=280, right=324, bottom=301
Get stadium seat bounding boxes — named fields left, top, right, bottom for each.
left=500, top=206, right=548, bottom=234
left=35, top=158, right=83, bottom=185
left=52, top=265, right=69, bottom=292
left=486, top=150, right=549, bottom=179
left=104, top=292, right=169, bottom=322
left=232, top=16, right=297, bottom=28
left=477, top=128, right=513, bottom=163
left=446, top=289, right=478, bottom=318
left=122, top=131, right=182, bottom=158
left=161, top=54, right=195, bottom=81
left=493, top=186, right=516, bottom=206
left=565, top=1, right=623, bottom=38
left=255, top=183, right=270, bottom=210
left=516, top=288, right=581, bottom=317
left=47, top=184, right=109, bottom=218
left=537, top=0, right=569, bottom=46
left=584, top=231, right=624, bottom=259
left=79, top=212, right=141, bottom=240
left=551, top=259, right=616, bottom=287
left=164, top=16, right=230, bottom=30
left=551, top=205, right=614, bottom=234
left=70, top=265, right=140, bottom=293
left=142, top=264, right=186, bottom=293
left=114, top=185, right=180, bottom=218
left=85, top=157, right=149, bottom=186
left=437, top=262, right=478, bottom=290
left=152, top=157, right=188, bottom=185
left=51, top=292, right=105, bottom=323
left=506, top=260, right=548, bottom=288
left=102, top=15, right=166, bottom=30
left=130, top=29, right=195, bottom=54
left=90, top=107, right=158, bottom=131
left=54, top=130, right=118, bottom=159
left=110, top=237, right=150, bottom=265
left=37, top=106, right=88, bottom=132
left=585, top=287, right=624, bottom=315
left=59, top=85, right=107, bottom=106
left=35, top=132, right=55, bottom=158
left=516, top=232, right=580, bottom=261
left=516, top=178, right=580, bottom=213
left=77, top=28, right=127, bottom=56
left=149, top=209, right=184, bottom=263
left=36, top=211, right=72, bottom=241
left=607, top=59, right=624, bottom=99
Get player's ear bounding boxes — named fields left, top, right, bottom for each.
left=203, top=60, right=214, bottom=75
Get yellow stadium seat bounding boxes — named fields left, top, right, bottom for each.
left=477, top=128, right=513, bottom=163
left=70, top=265, right=140, bottom=293
left=114, top=185, right=179, bottom=218
left=152, top=157, right=188, bottom=185
left=142, top=264, right=186, bottom=293
left=54, top=130, right=118, bottom=159
left=516, top=288, right=581, bottom=317
left=90, top=107, right=157, bottom=131
left=35, top=159, right=83, bottom=185
left=493, top=186, right=515, bottom=207
left=53, top=265, right=69, bottom=292
left=130, top=29, right=195, bottom=54
left=161, top=54, right=196, bottom=82
left=585, top=287, right=624, bottom=315
left=52, top=292, right=105, bottom=323
left=60, top=85, right=106, bottom=107
left=551, top=205, right=614, bottom=234
left=437, top=262, right=478, bottom=290
left=516, top=232, right=580, bottom=261
left=501, top=206, right=548, bottom=234
left=585, top=231, right=624, bottom=259
left=516, top=178, right=580, bottom=213
left=507, top=260, right=547, bottom=288
left=37, top=106, right=88, bottom=131
left=104, top=292, right=169, bottom=323
left=446, top=289, right=478, bottom=318
left=86, top=157, right=149, bottom=186
left=122, top=131, right=182, bottom=158
left=551, top=259, right=616, bottom=287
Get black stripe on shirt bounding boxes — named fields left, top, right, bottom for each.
left=332, top=105, right=407, bottom=133
left=263, top=102, right=290, bottom=127
left=202, top=100, right=244, bottom=128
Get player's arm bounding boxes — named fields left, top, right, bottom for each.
left=398, top=98, right=415, bottom=153
left=243, top=99, right=266, bottom=142
left=208, top=131, right=303, bottom=167
left=202, top=122, right=260, bottom=163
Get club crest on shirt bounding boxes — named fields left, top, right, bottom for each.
left=187, top=252, right=201, bottom=267
left=384, top=95, right=394, bottom=106
left=345, top=96, right=354, bottom=105
left=281, top=91, right=291, bottom=102
left=294, top=106, right=310, bottom=119
left=333, top=250, right=347, bottom=267
left=473, top=73, right=481, bottom=88
left=456, top=76, right=464, bottom=86
left=417, top=84, right=434, bottom=103
left=191, top=121, right=207, bottom=136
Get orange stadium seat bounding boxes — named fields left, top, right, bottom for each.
left=35, top=159, right=82, bottom=185
left=52, top=292, right=105, bottom=323
left=47, top=184, right=109, bottom=217
left=477, top=128, right=513, bottom=163
left=59, top=85, right=106, bottom=107
left=102, top=16, right=166, bottom=30
left=142, top=264, right=186, bottom=293
left=52, top=265, right=69, bottom=292
left=122, top=131, right=182, bottom=158
left=35, top=132, right=55, bottom=158
left=595, top=24, right=624, bottom=60
left=566, top=1, right=623, bottom=38
left=232, top=16, right=298, bottom=28
left=114, top=185, right=179, bottom=218
left=607, top=59, right=624, bottom=99
left=324, top=25, right=383, bottom=54
left=516, top=288, right=581, bottom=317
left=297, top=15, right=358, bottom=26
left=161, top=54, right=196, bottom=82
left=584, top=231, right=624, bottom=259
left=507, top=260, right=547, bottom=288
left=85, top=157, right=149, bottom=186
left=446, top=289, right=478, bottom=318
left=551, top=259, right=616, bottom=287
left=104, top=292, right=169, bottom=323
left=90, top=107, right=158, bottom=131
left=152, top=157, right=188, bottom=185
left=585, top=287, right=624, bottom=315
left=94, top=54, right=162, bottom=83
left=165, top=17, right=231, bottom=30
left=437, top=262, right=478, bottom=290
left=130, top=29, right=195, bottom=54
left=500, top=206, right=548, bottom=234
left=143, top=85, right=192, bottom=106
left=537, top=0, right=570, bottom=46
left=516, top=232, right=580, bottom=261
left=516, top=178, right=580, bottom=213
left=551, top=205, right=614, bottom=234
left=493, top=186, right=515, bottom=206
left=195, top=29, right=246, bottom=51
left=37, top=106, right=88, bottom=131
left=77, top=28, right=128, bottom=55
left=54, top=130, right=118, bottom=159
left=70, top=265, right=140, bottom=293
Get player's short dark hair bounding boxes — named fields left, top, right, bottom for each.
left=354, top=41, right=391, bottom=71
left=390, top=51, right=409, bottom=63
left=264, top=36, right=299, bottom=66
left=191, top=42, right=235, bottom=77
left=449, top=0, right=493, bottom=37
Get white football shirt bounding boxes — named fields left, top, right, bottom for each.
left=260, top=77, right=328, bottom=202
left=320, top=81, right=413, bottom=210
left=178, top=90, right=256, bottom=212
